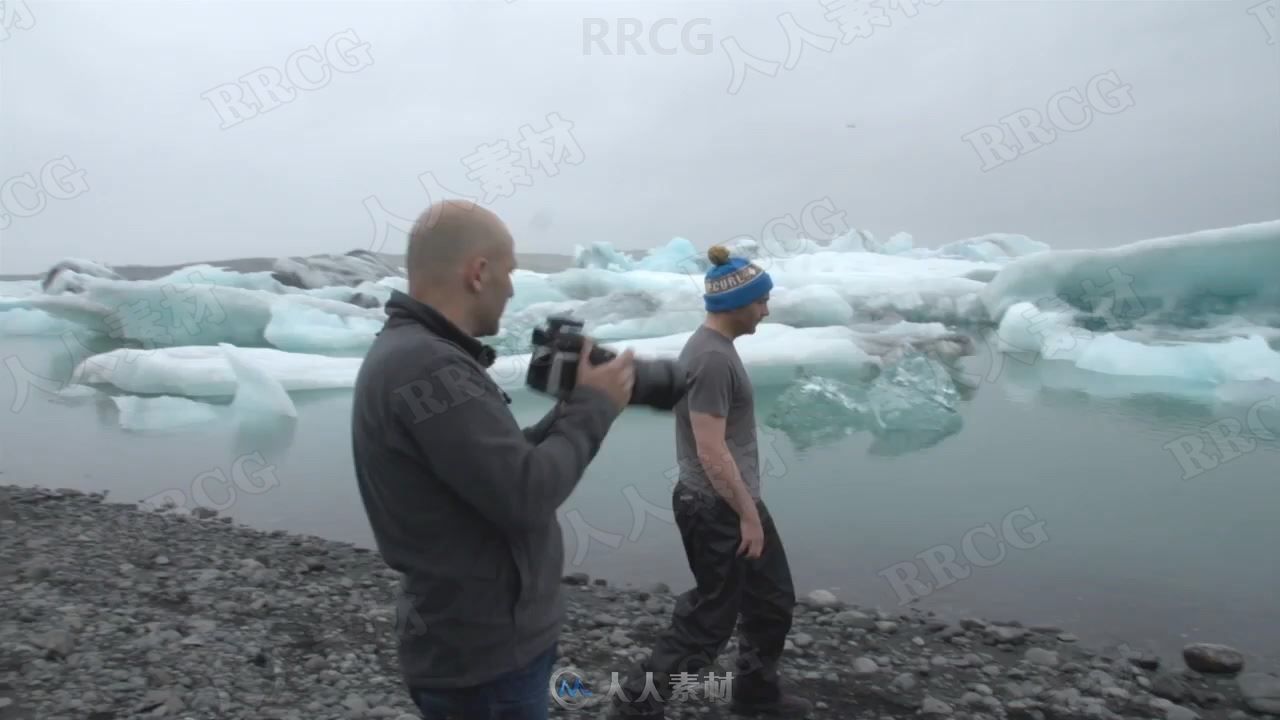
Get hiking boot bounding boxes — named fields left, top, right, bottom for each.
left=729, top=691, right=815, bottom=717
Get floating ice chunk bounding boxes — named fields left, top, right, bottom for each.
left=765, top=375, right=868, bottom=449
left=768, top=286, right=854, bottom=327
left=932, top=233, right=1049, bottom=262
left=634, top=237, right=705, bottom=273
left=591, top=311, right=706, bottom=343
left=982, top=219, right=1280, bottom=324
left=765, top=351, right=962, bottom=452
left=263, top=301, right=384, bottom=353
left=880, top=232, right=915, bottom=255
left=111, top=395, right=221, bottom=432
left=867, top=352, right=961, bottom=428
left=269, top=250, right=403, bottom=289
left=74, top=346, right=363, bottom=397
left=41, top=258, right=123, bottom=293
left=18, top=276, right=386, bottom=351
left=1075, top=333, right=1280, bottom=384
left=995, top=299, right=1280, bottom=388
left=221, top=343, right=298, bottom=418
left=491, top=324, right=882, bottom=392
left=509, top=271, right=571, bottom=312
left=0, top=306, right=79, bottom=336
left=151, top=264, right=288, bottom=293
left=573, top=241, right=633, bottom=271
left=0, top=281, right=40, bottom=298
left=573, top=237, right=722, bottom=273
left=827, top=229, right=875, bottom=253
left=547, top=268, right=696, bottom=302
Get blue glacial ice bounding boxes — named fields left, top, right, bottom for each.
left=981, top=219, right=1280, bottom=324
left=104, top=342, right=300, bottom=432
left=765, top=351, right=963, bottom=453
left=111, top=395, right=222, bottom=433
left=9, top=216, right=1280, bottom=418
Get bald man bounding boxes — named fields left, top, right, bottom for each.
left=351, top=200, right=636, bottom=720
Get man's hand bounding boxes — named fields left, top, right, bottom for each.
left=576, top=339, right=635, bottom=412
left=738, top=508, right=764, bottom=559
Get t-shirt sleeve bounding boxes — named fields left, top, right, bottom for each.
left=685, top=348, right=734, bottom=417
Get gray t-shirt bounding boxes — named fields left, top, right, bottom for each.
left=674, top=325, right=760, bottom=500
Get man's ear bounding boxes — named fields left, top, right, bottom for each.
left=466, top=256, right=489, bottom=292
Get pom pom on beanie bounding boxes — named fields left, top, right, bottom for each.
left=702, top=245, right=772, bottom=313
left=707, top=245, right=732, bottom=266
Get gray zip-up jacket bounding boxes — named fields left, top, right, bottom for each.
left=351, top=290, right=620, bottom=690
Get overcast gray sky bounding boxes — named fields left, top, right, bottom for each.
left=1, top=0, right=1277, bottom=275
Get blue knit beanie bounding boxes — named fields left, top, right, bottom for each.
left=703, top=245, right=773, bottom=312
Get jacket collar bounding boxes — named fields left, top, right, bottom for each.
left=383, top=289, right=497, bottom=368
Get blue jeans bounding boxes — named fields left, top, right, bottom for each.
left=410, top=643, right=557, bottom=720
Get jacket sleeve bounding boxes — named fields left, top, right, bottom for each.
left=521, top=402, right=563, bottom=444
left=394, top=356, right=620, bottom=534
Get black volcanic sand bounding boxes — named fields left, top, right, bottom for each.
left=2, top=485, right=1277, bottom=720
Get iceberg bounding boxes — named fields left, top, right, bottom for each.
left=930, top=233, right=1050, bottom=263
left=102, top=343, right=298, bottom=433
left=0, top=307, right=79, bottom=335
left=221, top=343, right=298, bottom=418
left=765, top=351, right=963, bottom=453
left=268, top=250, right=403, bottom=290
left=41, top=258, right=124, bottom=293
left=111, top=395, right=222, bottom=432
left=992, top=300, right=1280, bottom=394
left=981, top=219, right=1280, bottom=325
left=573, top=237, right=712, bottom=274
left=9, top=276, right=387, bottom=351
left=72, top=345, right=363, bottom=397
left=74, top=325, right=884, bottom=399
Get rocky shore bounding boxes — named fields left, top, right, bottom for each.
left=2, top=484, right=1277, bottom=720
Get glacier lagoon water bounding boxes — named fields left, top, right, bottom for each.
left=4, top=220, right=1280, bottom=671
left=2, top=330, right=1278, bottom=671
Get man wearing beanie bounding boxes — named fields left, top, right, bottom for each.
left=611, top=246, right=812, bottom=718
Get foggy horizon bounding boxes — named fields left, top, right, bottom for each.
left=1, top=0, right=1277, bottom=276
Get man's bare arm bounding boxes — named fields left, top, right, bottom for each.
left=690, top=410, right=758, bottom=521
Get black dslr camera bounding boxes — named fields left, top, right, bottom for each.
left=526, top=316, right=688, bottom=410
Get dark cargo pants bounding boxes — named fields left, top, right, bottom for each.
left=618, top=483, right=796, bottom=709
